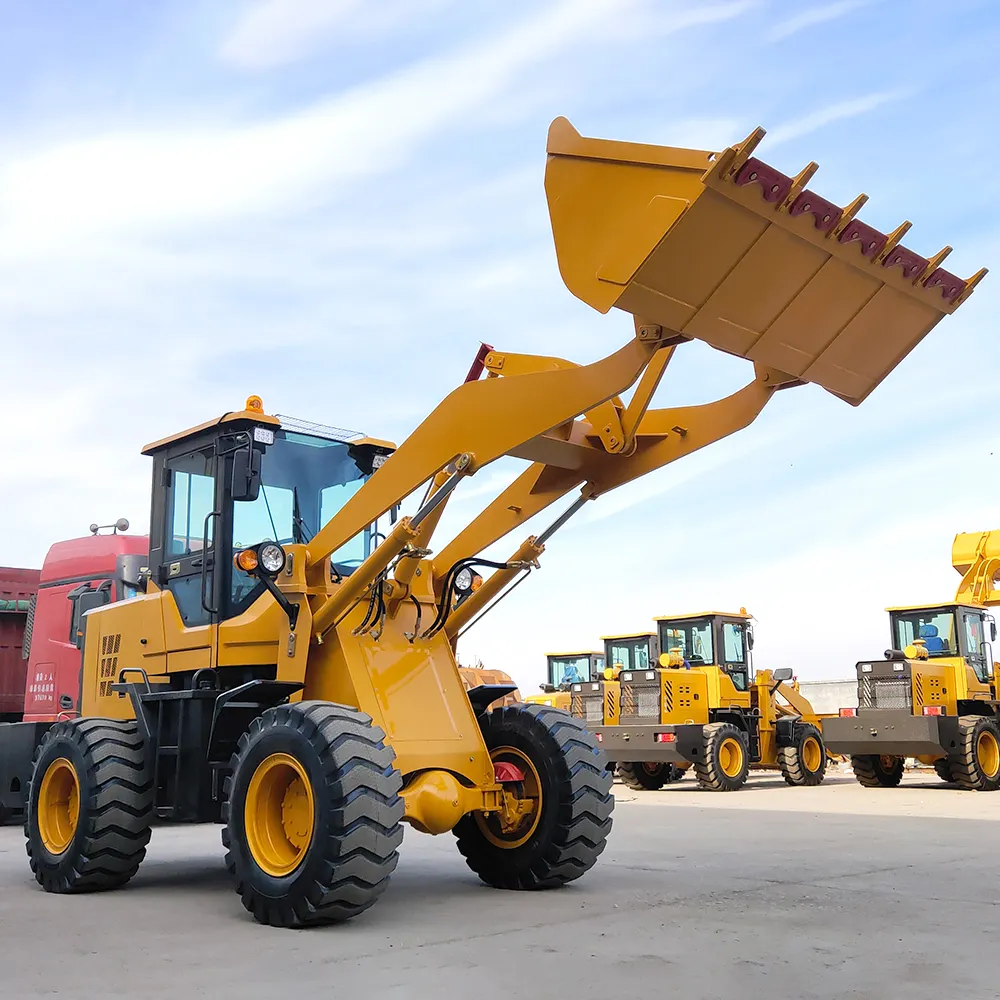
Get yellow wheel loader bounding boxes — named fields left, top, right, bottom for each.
left=586, top=612, right=831, bottom=790
left=6, top=117, right=981, bottom=925
left=525, top=651, right=604, bottom=710
left=824, top=530, right=1000, bottom=791
left=598, top=631, right=684, bottom=789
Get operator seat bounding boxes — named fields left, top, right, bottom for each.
left=919, top=623, right=946, bottom=652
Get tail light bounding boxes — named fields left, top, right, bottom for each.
left=654, top=733, right=676, bottom=743
left=922, top=705, right=944, bottom=716
left=839, top=707, right=858, bottom=717
left=595, top=733, right=603, bottom=742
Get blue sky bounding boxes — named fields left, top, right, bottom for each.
left=1, top=0, right=998, bottom=689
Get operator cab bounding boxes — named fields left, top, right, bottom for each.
left=142, top=398, right=395, bottom=627
left=602, top=632, right=658, bottom=677
left=653, top=610, right=753, bottom=691
left=887, top=603, right=995, bottom=683
left=543, top=651, right=603, bottom=690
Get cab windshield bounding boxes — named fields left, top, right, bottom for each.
left=891, top=610, right=958, bottom=658
left=657, top=618, right=714, bottom=665
left=232, top=429, right=374, bottom=573
left=548, top=656, right=592, bottom=686
left=608, top=638, right=652, bottom=673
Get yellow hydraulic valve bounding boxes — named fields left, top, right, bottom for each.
left=545, top=118, right=986, bottom=406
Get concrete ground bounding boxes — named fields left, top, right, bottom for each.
left=1, top=767, right=998, bottom=1000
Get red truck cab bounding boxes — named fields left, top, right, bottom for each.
left=0, top=532, right=148, bottom=819
left=0, top=567, right=41, bottom=721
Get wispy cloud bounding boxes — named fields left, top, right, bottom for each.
left=767, top=0, right=879, bottom=42
left=764, top=88, right=910, bottom=147
left=221, top=0, right=451, bottom=69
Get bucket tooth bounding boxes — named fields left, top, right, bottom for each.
left=543, top=117, right=985, bottom=405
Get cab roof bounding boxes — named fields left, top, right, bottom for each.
left=142, top=405, right=397, bottom=457
left=653, top=610, right=751, bottom=622
left=885, top=602, right=986, bottom=614
left=141, top=408, right=280, bottom=456
left=545, top=651, right=603, bottom=659
left=600, top=631, right=654, bottom=641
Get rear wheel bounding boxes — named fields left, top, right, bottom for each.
left=949, top=716, right=1000, bottom=792
left=850, top=754, right=904, bottom=788
left=695, top=723, right=749, bottom=791
left=223, top=701, right=404, bottom=926
left=617, top=760, right=684, bottom=790
left=932, top=758, right=954, bottom=783
left=455, top=705, right=613, bottom=889
left=25, top=718, right=153, bottom=892
left=778, top=724, right=827, bottom=787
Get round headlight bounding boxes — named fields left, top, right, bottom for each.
left=258, top=542, right=286, bottom=575
left=454, top=567, right=474, bottom=594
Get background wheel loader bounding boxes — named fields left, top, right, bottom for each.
left=0, top=116, right=981, bottom=925
left=587, top=611, right=829, bottom=790
left=524, top=651, right=604, bottom=710
left=824, top=530, right=1000, bottom=791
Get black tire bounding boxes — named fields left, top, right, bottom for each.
left=455, top=704, right=612, bottom=889
left=25, top=718, right=153, bottom=892
left=948, top=716, right=1000, bottom=792
left=617, top=760, right=684, bottom=790
left=778, top=724, right=827, bottom=787
left=850, top=754, right=904, bottom=788
left=222, top=701, right=404, bottom=927
left=932, top=758, right=954, bottom=783
left=695, top=723, right=749, bottom=791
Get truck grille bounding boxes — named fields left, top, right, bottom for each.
left=859, top=675, right=912, bottom=710
left=620, top=676, right=659, bottom=721
left=571, top=684, right=605, bottom=723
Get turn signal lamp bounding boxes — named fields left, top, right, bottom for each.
left=654, top=733, right=677, bottom=743
left=235, top=549, right=259, bottom=572
left=839, top=707, right=858, bottom=717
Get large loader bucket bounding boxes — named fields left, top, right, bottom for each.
left=545, top=118, right=986, bottom=405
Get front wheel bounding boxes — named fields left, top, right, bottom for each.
left=778, top=724, right=827, bottom=786
left=455, top=705, right=613, bottom=889
left=850, top=754, right=904, bottom=788
left=25, top=718, right=154, bottom=893
left=222, top=701, right=404, bottom=927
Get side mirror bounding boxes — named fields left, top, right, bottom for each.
left=747, top=628, right=754, bottom=651
left=390, top=503, right=400, bottom=525
left=232, top=445, right=261, bottom=502
left=991, top=621, right=997, bottom=643
left=772, top=667, right=793, bottom=683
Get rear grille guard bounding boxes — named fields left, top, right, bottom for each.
left=859, top=675, right=912, bottom=711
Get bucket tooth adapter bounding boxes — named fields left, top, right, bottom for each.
left=546, top=117, right=986, bottom=405
left=8, top=117, right=984, bottom=927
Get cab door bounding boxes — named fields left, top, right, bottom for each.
left=158, top=442, right=221, bottom=671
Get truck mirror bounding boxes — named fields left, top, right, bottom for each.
left=232, top=444, right=261, bottom=502
left=747, top=628, right=754, bottom=651
left=991, top=621, right=997, bottom=643
left=772, top=667, right=793, bottom=683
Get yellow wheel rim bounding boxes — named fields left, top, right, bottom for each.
left=802, top=736, right=822, bottom=773
left=244, top=752, right=315, bottom=878
left=476, top=746, right=543, bottom=850
left=976, top=729, right=1000, bottom=779
left=37, top=757, right=80, bottom=856
left=718, top=737, right=744, bottom=778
